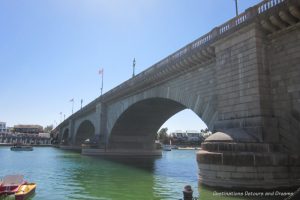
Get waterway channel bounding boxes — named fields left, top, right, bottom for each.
left=0, top=147, right=290, bottom=200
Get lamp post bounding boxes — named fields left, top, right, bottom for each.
left=59, top=112, right=62, bottom=123
left=132, top=58, right=136, bottom=77
left=99, top=69, right=104, bottom=96
left=70, top=98, right=74, bottom=114
left=235, top=0, right=239, bottom=16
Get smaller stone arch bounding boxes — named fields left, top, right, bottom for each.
left=61, top=128, right=69, bottom=145
left=75, top=120, right=95, bottom=146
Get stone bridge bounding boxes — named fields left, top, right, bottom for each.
left=53, top=0, right=300, bottom=189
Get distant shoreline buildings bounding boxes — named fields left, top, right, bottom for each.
left=0, top=122, right=8, bottom=133
left=13, top=124, right=43, bottom=134
left=158, top=129, right=212, bottom=145
left=170, top=130, right=211, bottom=143
left=0, top=122, right=51, bottom=145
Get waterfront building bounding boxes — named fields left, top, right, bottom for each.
left=0, top=122, right=7, bottom=133
left=13, top=124, right=43, bottom=134
left=38, top=132, right=50, bottom=138
left=171, top=130, right=204, bottom=143
left=0, top=132, right=51, bottom=145
left=186, top=130, right=202, bottom=142
left=171, top=130, right=186, bottom=139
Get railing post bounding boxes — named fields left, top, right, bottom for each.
left=211, top=27, right=219, bottom=39
left=245, top=6, right=258, bottom=19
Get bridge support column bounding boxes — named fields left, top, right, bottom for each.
left=96, top=102, right=108, bottom=148
left=59, top=119, right=81, bottom=151
left=82, top=134, right=162, bottom=157
left=197, top=20, right=300, bottom=189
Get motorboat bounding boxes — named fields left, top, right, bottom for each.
left=0, top=175, right=26, bottom=196
left=15, top=183, right=36, bottom=200
left=163, top=140, right=173, bottom=151
left=10, top=146, right=33, bottom=151
left=163, top=145, right=172, bottom=151
left=10, top=143, right=33, bottom=151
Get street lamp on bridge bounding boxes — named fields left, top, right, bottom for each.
left=235, top=0, right=239, bottom=16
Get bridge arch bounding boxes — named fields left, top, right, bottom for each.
left=108, top=97, right=215, bottom=149
left=74, top=120, right=95, bottom=146
left=61, top=128, right=69, bottom=145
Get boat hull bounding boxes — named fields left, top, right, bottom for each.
left=15, top=183, right=36, bottom=200
left=10, top=147, right=33, bottom=151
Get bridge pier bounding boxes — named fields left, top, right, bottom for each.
left=81, top=148, right=162, bottom=157
left=59, top=145, right=82, bottom=151
left=197, top=132, right=300, bottom=189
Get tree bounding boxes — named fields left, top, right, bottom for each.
left=157, top=127, right=168, bottom=142
left=44, top=125, right=53, bottom=133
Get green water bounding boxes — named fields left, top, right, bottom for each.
left=0, top=147, right=289, bottom=200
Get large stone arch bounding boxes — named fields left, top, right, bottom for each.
left=107, top=83, right=217, bottom=138
left=74, top=120, right=95, bottom=146
left=107, top=93, right=217, bottom=149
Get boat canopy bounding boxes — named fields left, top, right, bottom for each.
left=2, top=175, right=24, bottom=186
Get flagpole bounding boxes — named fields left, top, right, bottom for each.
left=101, top=70, right=103, bottom=96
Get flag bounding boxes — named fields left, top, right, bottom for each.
left=99, top=68, right=104, bottom=75
left=69, top=98, right=74, bottom=102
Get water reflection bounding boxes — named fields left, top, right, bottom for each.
left=1, top=147, right=291, bottom=200
left=53, top=151, right=158, bottom=200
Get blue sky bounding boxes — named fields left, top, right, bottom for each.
left=0, top=0, right=261, bottom=132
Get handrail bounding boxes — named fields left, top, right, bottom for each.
left=102, top=0, right=286, bottom=98
left=258, top=0, right=285, bottom=14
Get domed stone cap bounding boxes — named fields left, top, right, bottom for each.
left=205, top=128, right=258, bottom=143
left=205, top=132, right=234, bottom=142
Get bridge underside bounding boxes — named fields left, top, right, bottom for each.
left=109, top=98, right=186, bottom=150
left=75, top=120, right=95, bottom=146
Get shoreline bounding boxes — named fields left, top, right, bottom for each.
left=0, top=143, right=52, bottom=147
left=177, top=147, right=201, bottom=150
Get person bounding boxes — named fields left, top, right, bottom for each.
left=183, top=185, right=193, bottom=200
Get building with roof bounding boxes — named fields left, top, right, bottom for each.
left=0, top=122, right=7, bottom=133
left=13, top=125, right=43, bottom=134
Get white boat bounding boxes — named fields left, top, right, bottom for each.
left=163, top=145, right=172, bottom=151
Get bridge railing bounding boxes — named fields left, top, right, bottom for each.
left=121, top=0, right=286, bottom=81
left=258, top=0, right=285, bottom=14
left=101, top=0, right=288, bottom=101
